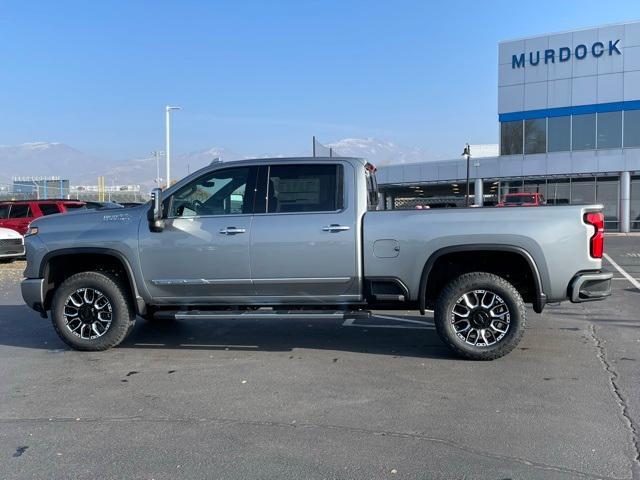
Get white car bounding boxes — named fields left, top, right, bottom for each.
left=0, top=227, right=24, bottom=263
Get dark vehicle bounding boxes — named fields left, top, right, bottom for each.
left=0, top=200, right=86, bottom=235
left=498, top=193, right=546, bottom=207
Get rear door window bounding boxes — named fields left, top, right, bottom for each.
left=8, top=204, right=31, bottom=218
left=39, top=203, right=61, bottom=215
left=266, top=164, right=342, bottom=213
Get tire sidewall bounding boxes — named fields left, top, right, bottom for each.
left=51, top=272, right=133, bottom=351
left=435, top=273, right=525, bottom=360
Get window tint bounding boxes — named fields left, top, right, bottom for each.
left=8, top=204, right=30, bottom=218
left=524, top=118, right=546, bottom=154
left=572, top=114, right=596, bottom=150
left=624, top=110, right=640, bottom=148
left=0, top=205, right=8, bottom=219
left=267, top=164, right=341, bottom=213
left=597, top=111, right=622, bottom=149
left=170, top=167, right=252, bottom=217
left=39, top=204, right=61, bottom=216
left=548, top=116, right=571, bottom=152
left=500, top=121, right=523, bottom=155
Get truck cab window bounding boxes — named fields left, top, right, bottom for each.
left=267, top=164, right=342, bottom=213
left=8, top=204, right=30, bottom=218
left=170, top=167, right=252, bottom=217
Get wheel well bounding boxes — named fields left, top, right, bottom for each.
left=424, top=250, right=538, bottom=308
left=42, top=253, right=135, bottom=310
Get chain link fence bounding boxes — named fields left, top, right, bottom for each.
left=0, top=184, right=149, bottom=204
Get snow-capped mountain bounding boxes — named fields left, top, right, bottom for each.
left=326, top=138, right=434, bottom=166
left=94, top=147, right=244, bottom=187
left=0, top=142, right=104, bottom=184
left=0, top=137, right=439, bottom=189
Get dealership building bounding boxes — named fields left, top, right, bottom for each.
left=377, top=20, right=640, bottom=231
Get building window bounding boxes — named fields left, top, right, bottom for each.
left=500, top=121, right=523, bottom=155
left=624, top=110, right=640, bottom=148
left=547, top=179, right=570, bottom=205
left=596, top=176, right=619, bottom=230
left=631, top=176, right=640, bottom=231
left=547, top=116, right=571, bottom=152
left=597, top=111, right=622, bottom=149
left=572, top=114, right=596, bottom=150
left=570, top=177, right=596, bottom=204
left=524, top=118, right=546, bottom=154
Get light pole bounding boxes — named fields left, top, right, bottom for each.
left=462, top=143, right=471, bottom=207
left=151, top=150, right=164, bottom=187
left=165, top=105, right=181, bottom=186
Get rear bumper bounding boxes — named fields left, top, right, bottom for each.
left=569, top=271, right=613, bottom=303
left=21, top=278, right=46, bottom=312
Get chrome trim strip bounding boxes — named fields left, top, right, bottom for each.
left=252, top=277, right=351, bottom=285
left=152, top=278, right=252, bottom=286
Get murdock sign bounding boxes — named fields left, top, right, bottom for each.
left=512, top=40, right=621, bottom=68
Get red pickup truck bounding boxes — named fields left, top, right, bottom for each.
left=0, top=200, right=86, bottom=235
left=497, top=193, right=546, bottom=207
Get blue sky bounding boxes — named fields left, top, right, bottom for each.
left=1, top=0, right=638, bottom=161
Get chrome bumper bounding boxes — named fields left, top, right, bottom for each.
left=569, top=271, right=613, bottom=303
left=21, top=278, right=46, bottom=312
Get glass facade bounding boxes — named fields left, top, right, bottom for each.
left=500, top=109, right=640, bottom=155
left=548, top=116, right=571, bottom=152
left=625, top=110, right=640, bottom=148
left=632, top=176, right=640, bottom=231
left=572, top=114, right=596, bottom=151
left=524, top=119, right=546, bottom=154
left=597, top=111, right=622, bottom=149
left=501, top=121, right=523, bottom=155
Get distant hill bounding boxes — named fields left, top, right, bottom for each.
left=0, top=138, right=442, bottom=189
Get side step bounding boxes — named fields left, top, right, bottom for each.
left=154, top=308, right=373, bottom=321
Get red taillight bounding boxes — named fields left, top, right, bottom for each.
left=585, top=211, right=604, bottom=259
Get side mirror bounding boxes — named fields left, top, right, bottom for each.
left=149, top=188, right=165, bottom=232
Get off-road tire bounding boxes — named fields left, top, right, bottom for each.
left=51, top=271, right=136, bottom=351
left=434, top=272, right=526, bottom=360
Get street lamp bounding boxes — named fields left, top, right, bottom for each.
left=461, top=143, right=471, bottom=207
left=165, top=105, right=181, bottom=186
left=151, top=150, right=164, bottom=187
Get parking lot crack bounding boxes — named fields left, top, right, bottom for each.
left=0, top=414, right=625, bottom=480
left=590, top=323, right=640, bottom=479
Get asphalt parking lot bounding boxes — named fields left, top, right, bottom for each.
left=1, top=236, right=639, bottom=479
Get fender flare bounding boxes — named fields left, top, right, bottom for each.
left=39, top=247, right=146, bottom=315
left=418, top=244, right=547, bottom=314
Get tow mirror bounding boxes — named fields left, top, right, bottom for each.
left=149, top=188, right=165, bottom=232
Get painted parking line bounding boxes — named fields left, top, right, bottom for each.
left=603, top=253, right=640, bottom=291
left=342, top=315, right=435, bottom=330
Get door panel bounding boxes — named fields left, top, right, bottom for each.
left=138, top=165, right=257, bottom=302
left=250, top=162, right=360, bottom=301
left=139, top=215, right=254, bottom=300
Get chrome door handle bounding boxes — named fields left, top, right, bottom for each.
left=322, top=224, right=351, bottom=232
left=219, top=227, right=246, bottom=235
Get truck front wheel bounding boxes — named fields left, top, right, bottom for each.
left=434, top=272, right=526, bottom=360
left=51, top=271, right=136, bottom=351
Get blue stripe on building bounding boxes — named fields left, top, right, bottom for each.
left=499, top=100, right=640, bottom=122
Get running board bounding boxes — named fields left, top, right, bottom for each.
left=154, top=309, right=373, bottom=321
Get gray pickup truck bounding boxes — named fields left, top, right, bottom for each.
left=21, top=157, right=612, bottom=360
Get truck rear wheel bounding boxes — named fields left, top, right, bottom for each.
left=51, top=271, right=136, bottom=351
left=434, top=272, right=526, bottom=360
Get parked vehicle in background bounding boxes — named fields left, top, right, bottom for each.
left=81, top=201, right=124, bottom=210
left=498, top=193, right=546, bottom=207
left=0, top=200, right=86, bottom=235
left=21, top=157, right=612, bottom=360
left=0, top=227, right=24, bottom=263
